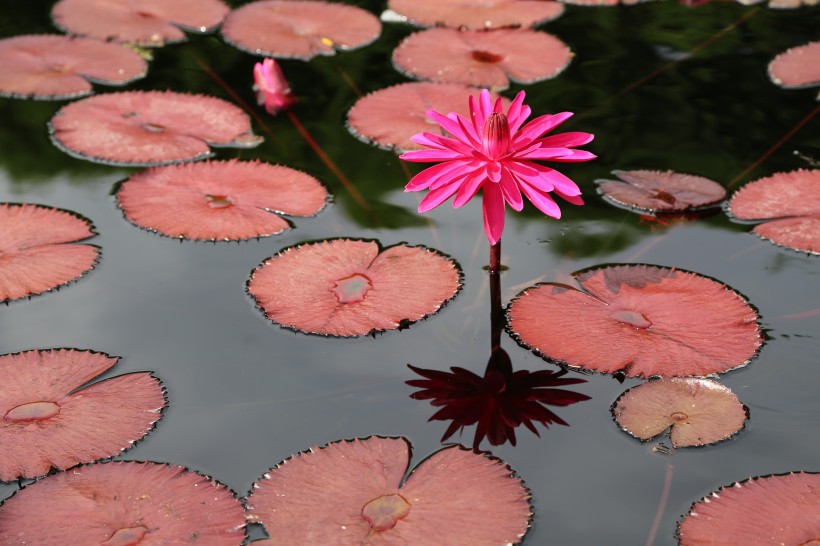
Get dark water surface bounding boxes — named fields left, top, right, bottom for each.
left=1, top=2, right=819, bottom=545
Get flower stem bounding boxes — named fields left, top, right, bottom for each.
left=489, top=241, right=501, bottom=274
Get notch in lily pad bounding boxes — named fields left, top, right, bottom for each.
left=246, top=436, right=532, bottom=545
left=0, top=348, right=166, bottom=482
left=0, top=461, right=246, bottom=544
left=596, top=169, right=726, bottom=214
left=48, top=90, right=262, bottom=166
left=506, top=264, right=763, bottom=378
left=726, top=169, right=820, bottom=255
left=247, top=238, right=462, bottom=337
left=116, top=159, right=329, bottom=241
left=611, top=378, right=748, bottom=448
left=0, top=203, right=100, bottom=303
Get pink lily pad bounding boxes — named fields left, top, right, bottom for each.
left=0, top=203, right=99, bottom=303
left=51, top=0, right=230, bottom=47
left=611, top=378, right=748, bottom=448
left=0, top=461, right=246, bottom=543
left=769, top=41, right=820, bottom=89
left=247, top=436, right=532, bottom=545
left=0, top=348, right=166, bottom=482
left=726, top=169, right=820, bottom=255
left=346, top=82, right=509, bottom=152
left=49, top=90, right=263, bottom=166
left=116, top=160, right=328, bottom=241
left=386, top=0, right=564, bottom=30
left=507, top=264, right=763, bottom=378
left=0, top=34, right=147, bottom=100
left=596, top=170, right=726, bottom=213
left=558, top=0, right=654, bottom=5
left=221, top=0, right=381, bottom=61
left=247, top=239, right=462, bottom=337
left=677, top=472, right=820, bottom=546
left=392, top=27, right=571, bottom=90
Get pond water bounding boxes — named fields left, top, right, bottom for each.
left=1, top=2, right=819, bottom=544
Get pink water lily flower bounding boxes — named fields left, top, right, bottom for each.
left=400, top=89, right=595, bottom=246
left=253, top=57, right=295, bottom=115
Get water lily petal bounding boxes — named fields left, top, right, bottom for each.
left=419, top=179, right=463, bottom=211
left=482, top=182, right=506, bottom=245
left=514, top=112, right=574, bottom=147
left=500, top=169, right=524, bottom=211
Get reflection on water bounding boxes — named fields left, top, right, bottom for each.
left=1, top=1, right=819, bottom=545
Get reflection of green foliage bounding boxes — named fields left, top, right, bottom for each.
left=0, top=98, right=117, bottom=184
left=1, top=1, right=817, bottom=229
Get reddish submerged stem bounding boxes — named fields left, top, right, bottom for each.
left=489, top=241, right=501, bottom=274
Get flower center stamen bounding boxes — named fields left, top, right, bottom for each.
left=482, top=112, right=510, bottom=160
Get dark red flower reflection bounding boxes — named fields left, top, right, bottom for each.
left=408, top=351, right=590, bottom=450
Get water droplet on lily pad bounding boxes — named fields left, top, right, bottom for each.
left=221, top=0, right=381, bottom=60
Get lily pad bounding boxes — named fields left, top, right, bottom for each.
left=677, top=472, right=820, bottom=546
left=596, top=170, right=726, bottom=213
left=247, top=436, right=532, bottom=545
left=0, top=34, right=147, bottom=100
left=726, top=169, right=820, bottom=255
left=116, top=159, right=328, bottom=241
left=0, top=348, right=166, bottom=482
left=611, top=378, right=748, bottom=448
left=769, top=41, right=820, bottom=89
left=247, top=239, right=462, bottom=337
left=51, top=0, right=230, bottom=47
left=392, top=27, right=572, bottom=90
left=221, top=0, right=381, bottom=61
left=506, top=264, right=762, bottom=378
left=558, top=0, right=654, bottom=5
left=346, top=81, right=508, bottom=152
left=385, top=0, right=564, bottom=30
left=0, top=461, right=246, bottom=544
left=48, top=90, right=262, bottom=166
left=0, top=203, right=99, bottom=302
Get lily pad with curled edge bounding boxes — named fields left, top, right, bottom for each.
left=116, top=159, right=328, bottom=241
left=596, top=170, right=726, bottom=214
left=0, top=348, right=166, bottom=482
left=346, top=82, right=509, bottom=152
left=385, top=0, right=563, bottom=30
left=611, top=378, right=748, bottom=448
left=247, top=239, right=462, bottom=337
left=768, top=41, right=820, bottom=90
left=246, top=436, right=532, bottom=545
left=0, top=461, right=246, bottom=544
left=559, top=0, right=655, bottom=5
left=506, top=264, right=763, bottom=378
left=0, top=35, right=147, bottom=100
left=392, top=27, right=571, bottom=91
left=221, top=0, right=381, bottom=61
left=48, top=90, right=262, bottom=166
left=0, top=203, right=99, bottom=303
left=727, top=169, right=820, bottom=255
left=677, top=472, right=820, bottom=546
left=51, top=0, right=230, bottom=47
